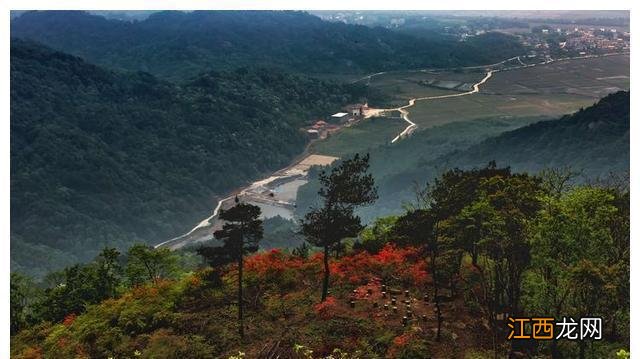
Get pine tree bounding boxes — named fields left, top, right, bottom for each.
left=214, top=197, right=263, bottom=338
left=301, top=154, right=377, bottom=302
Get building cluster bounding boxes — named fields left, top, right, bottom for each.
left=522, top=26, right=629, bottom=57
left=561, top=27, right=630, bottom=53
left=305, top=120, right=338, bottom=139
left=305, top=103, right=369, bottom=139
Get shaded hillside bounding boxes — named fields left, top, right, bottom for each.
left=437, top=91, right=630, bottom=178
left=10, top=39, right=367, bottom=277
left=11, top=11, right=524, bottom=80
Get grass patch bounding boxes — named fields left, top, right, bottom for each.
left=310, top=113, right=407, bottom=157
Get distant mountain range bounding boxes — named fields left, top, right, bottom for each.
left=11, top=10, right=524, bottom=80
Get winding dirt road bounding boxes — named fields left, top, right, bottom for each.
left=155, top=52, right=628, bottom=249
left=374, top=51, right=628, bottom=144
left=374, top=69, right=495, bottom=143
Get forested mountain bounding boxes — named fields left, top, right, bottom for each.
left=10, top=39, right=368, bottom=278
left=11, top=164, right=629, bottom=358
left=441, top=91, right=630, bottom=176
left=11, top=11, right=524, bottom=80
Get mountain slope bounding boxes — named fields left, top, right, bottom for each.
left=10, top=39, right=367, bottom=277
left=11, top=11, right=524, bottom=80
left=438, top=91, right=630, bottom=177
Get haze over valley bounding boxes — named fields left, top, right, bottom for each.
left=10, top=9, right=630, bottom=359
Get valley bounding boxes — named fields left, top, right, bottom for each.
left=160, top=52, right=629, bottom=251
left=8, top=10, right=631, bottom=359
left=313, top=53, right=628, bottom=158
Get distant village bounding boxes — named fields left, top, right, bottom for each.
left=524, top=26, right=630, bottom=56
left=314, top=12, right=630, bottom=60
left=304, top=103, right=369, bottom=139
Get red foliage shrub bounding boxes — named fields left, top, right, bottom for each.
left=393, top=333, right=412, bottom=347
left=57, top=337, right=68, bottom=349
left=313, top=296, right=338, bottom=320
left=62, top=313, right=76, bottom=327
left=188, top=275, right=202, bottom=288
left=245, top=249, right=305, bottom=278
left=330, top=244, right=429, bottom=287
left=130, top=280, right=171, bottom=298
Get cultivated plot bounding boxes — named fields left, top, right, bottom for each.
left=484, top=54, right=630, bottom=96
left=409, top=93, right=601, bottom=128
left=408, top=54, right=629, bottom=129
left=367, top=70, right=486, bottom=107
left=310, top=112, right=406, bottom=157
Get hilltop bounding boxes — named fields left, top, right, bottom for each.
left=11, top=11, right=524, bottom=80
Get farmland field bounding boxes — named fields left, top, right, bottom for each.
left=371, top=54, right=629, bottom=130
left=310, top=53, right=628, bottom=159
left=310, top=112, right=406, bottom=157
left=408, top=92, right=601, bottom=128
left=365, top=69, right=486, bottom=107
left=484, top=54, right=630, bottom=96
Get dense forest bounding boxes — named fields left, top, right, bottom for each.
left=11, top=160, right=629, bottom=358
left=11, top=11, right=524, bottom=80
left=10, top=39, right=369, bottom=278
left=298, top=92, right=630, bottom=222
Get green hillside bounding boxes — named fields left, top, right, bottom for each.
left=10, top=39, right=368, bottom=278
left=441, top=91, right=630, bottom=177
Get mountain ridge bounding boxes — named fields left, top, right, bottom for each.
left=11, top=10, right=524, bottom=80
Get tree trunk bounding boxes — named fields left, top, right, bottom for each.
left=321, top=245, right=330, bottom=302
left=238, top=254, right=244, bottom=338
